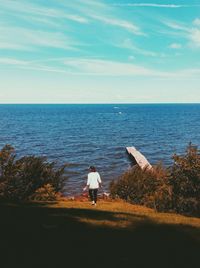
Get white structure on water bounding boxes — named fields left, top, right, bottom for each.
left=126, top=147, right=152, bottom=170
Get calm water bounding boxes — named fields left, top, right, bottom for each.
left=0, top=104, right=199, bottom=195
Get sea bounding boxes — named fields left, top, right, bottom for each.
left=0, top=104, right=199, bottom=195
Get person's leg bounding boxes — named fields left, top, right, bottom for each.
left=89, top=189, right=93, bottom=202
left=94, top=189, right=98, bottom=204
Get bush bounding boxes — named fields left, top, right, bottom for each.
left=110, top=143, right=200, bottom=217
left=170, top=143, right=200, bottom=216
left=110, top=164, right=172, bottom=211
left=30, top=184, right=57, bottom=201
left=0, top=145, right=67, bottom=201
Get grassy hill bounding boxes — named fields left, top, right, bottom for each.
left=0, top=199, right=200, bottom=268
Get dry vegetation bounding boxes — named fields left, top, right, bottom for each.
left=49, top=199, right=200, bottom=231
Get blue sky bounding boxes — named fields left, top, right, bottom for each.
left=0, top=0, right=200, bottom=103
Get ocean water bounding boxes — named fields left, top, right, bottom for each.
left=0, top=104, right=199, bottom=195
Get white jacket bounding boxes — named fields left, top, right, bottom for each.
left=87, top=172, right=102, bottom=189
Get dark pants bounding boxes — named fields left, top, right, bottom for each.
left=89, top=189, right=98, bottom=203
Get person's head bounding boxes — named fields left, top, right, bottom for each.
left=89, top=166, right=96, bottom=172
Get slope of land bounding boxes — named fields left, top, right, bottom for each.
left=0, top=200, right=200, bottom=268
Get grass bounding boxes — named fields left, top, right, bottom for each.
left=0, top=199, right=200, bottom=268
left=50, top=200, right=200, bottom=229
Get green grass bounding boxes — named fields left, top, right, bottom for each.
left=0, top=200, right=200, bottom=268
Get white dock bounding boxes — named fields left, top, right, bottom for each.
left=126, top=147, right=152, bottom=170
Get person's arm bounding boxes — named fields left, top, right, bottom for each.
left=83, top=175, right=90, bottom=191
left=97, top=173, right=102, bottom=188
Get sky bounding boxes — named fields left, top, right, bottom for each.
left=0, top=0, right=200, bottom=103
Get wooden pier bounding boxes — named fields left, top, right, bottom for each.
left=126, top=147, right=152, bottom=170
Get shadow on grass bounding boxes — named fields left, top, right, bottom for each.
left=0, top=203, right=199, bottom=268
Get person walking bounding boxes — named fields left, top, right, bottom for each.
left=83, top=166, right=102, bottom=206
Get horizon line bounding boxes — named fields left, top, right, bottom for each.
left=0, top=102, right=200, bottom=105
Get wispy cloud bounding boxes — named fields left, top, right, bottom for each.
left=62, top=0, right=143, bottom=35
left=77, top=0, right=107, bottom=9
left=0, top=58, right=27, bottom=65
left=163, top=18, right=200, bottom=48
left=189, top=28, right=200, bottom=48
left=0, top=57, right=157, bottom=76
left=62, top=58, right=200, bottom=78
left=162, top=21, right=188, bottom=31
left=63, top=58, right=155, bottom=75
left=0, top=1, right=91, bottom=52
left=0, top=42, right=30, bottom=51
left=117, top=38, right=160, bottom=57
left=193, top=18, right=200, bottom=26
left=89, top=14, right=142, bottom=35
left=0, top=0, right=143, bottom=55
left=0, top=57, right=68, bottom=74
left=0, top=0, right=89, bottom=24
left=1, top=57, right=199, bottom=80
left=0, top=26, right=79, bottom=51
left=113, top=3, right=200, bottom=8
left=190, top=18, right=200, bottom=48
left=65, top=14, right=89, bottom=24
left=169, top=43, right=182, bottom=49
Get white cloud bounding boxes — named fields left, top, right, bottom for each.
left=189, top=28, right=200, bottom=48
left=169, top=43, right=182, bottom=49
left=77, top=0, right=107, bottom=9
left=175, top=68, right=200, bottom=77
left=163, top=21, right=188, bottom=31
left=0, top=0, right=89, bottom=24
left=0, top=42, right=30, bottom=50
left=1, top=57, right=200, bottom=80
left=65, top=14, right=89, bottom=24
left=89, top=14, right=142, bottom=35
left=0, top=26, right=78, bottom=50
left=128, top=55, right=135, bottom=60
left=0, top=57, right=156, bottom=76
left=113, top=3, right=200, bottom=8
left=20, top=65, right=67, bottom=74
left=193, top=18, right=200, bottom=26
left=119, top=38, right=158, bottom=57
left=0, top=58, right=27, bottom=65
left=0, top=57, right=67, bottom=73
left=0, top=0, right=143, bottom=53
left=63, top=58, right=155, bottom=76
left=163, top=20, right=200, bottom=48
left=62, top=58, right=200, bottom=79
left=21, top=15, right=61, bottom=28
